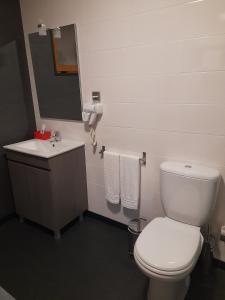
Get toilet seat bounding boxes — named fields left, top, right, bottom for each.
left=134, top=217, right=203, bottom=280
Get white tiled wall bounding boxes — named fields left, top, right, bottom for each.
left=20, top=0, right=225, bottom=260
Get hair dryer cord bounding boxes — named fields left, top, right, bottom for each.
left=90, top=127, right=97, bottom=147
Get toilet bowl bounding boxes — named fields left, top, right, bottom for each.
left=134, top=161, right=220, bottom=300
left=134, top=217, right=203, bottom=300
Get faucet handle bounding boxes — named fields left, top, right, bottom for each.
left=50, top=130, right=61, bottom=141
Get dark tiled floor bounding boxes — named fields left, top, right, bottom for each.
left=0, top=215, right=148, bottom=300
left=186, top=260, right=225, bottom=300
left=0, top=215, right=224, bottom=300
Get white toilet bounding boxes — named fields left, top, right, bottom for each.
left=134, top=161, right=220, bottom=300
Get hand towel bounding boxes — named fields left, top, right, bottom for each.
left=120, top=154, right=140, bottom=210
left=104, top=151, right=120, bottom=204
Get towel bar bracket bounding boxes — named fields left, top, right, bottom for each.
left=99, top=145, right=105, bottom=158
left=140, top=152, right=146, bottom=165
left=99, top=146, right=146, bottom=165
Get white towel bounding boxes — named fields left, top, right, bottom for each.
left=120, top=154, right=140, bottom=210
left=104, top=151, right=120, bottom=204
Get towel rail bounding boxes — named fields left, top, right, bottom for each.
left=99, top=146, right=146, bottom=165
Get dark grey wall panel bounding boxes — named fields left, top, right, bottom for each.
left=0, top=42, right=30, bottom=141
left=29, top=31, right=82, bottom=121
left=0, top=0, right=36, bottom=218
left=0, top=0, right=36, bottom=133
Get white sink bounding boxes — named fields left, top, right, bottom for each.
left=3, top=139, right=85, bottom=158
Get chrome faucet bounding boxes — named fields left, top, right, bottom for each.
left=50, top=130, right=61, bottom=143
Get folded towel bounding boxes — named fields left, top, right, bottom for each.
left=120, top=154, right=140, bottom=210
left=104, top=151, right=120, bottom=204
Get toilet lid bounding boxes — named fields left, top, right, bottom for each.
left=135, top=217, right=201, bottom=272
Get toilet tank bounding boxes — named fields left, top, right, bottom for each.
left=160, top=161, right=220, bottom=227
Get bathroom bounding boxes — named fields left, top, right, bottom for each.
left=0, top=0, right=225, bottom=299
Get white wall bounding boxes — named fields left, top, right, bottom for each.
left=20, top=0, right=225, bottom=260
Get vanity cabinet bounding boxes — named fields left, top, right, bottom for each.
left=5, top=146, right=88, bottom=238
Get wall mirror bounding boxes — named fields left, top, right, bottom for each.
left=29, top=24, right=82, bottom=121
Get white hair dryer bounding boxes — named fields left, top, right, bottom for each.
left=82, top=102, right=103, bottom=146
left=82, top=103, right=103, bottom=126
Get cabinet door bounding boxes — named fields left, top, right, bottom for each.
left=26, top=164, right=53, bottom=228
left=8, top=161, right=29, bottom=215
left=8, top=161, right=54, bottom=229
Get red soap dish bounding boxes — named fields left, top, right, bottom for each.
left=34, top=131, right=51, bottom=140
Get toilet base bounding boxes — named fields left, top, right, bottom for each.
left=147, top=276, right=190, bottom=300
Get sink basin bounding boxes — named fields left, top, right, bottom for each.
left=3, top=139, right=85, bottom=158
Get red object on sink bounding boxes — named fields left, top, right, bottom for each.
left=34, top=131, right=51, bottom=140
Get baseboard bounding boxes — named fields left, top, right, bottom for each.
left=85, top=211, right=127, bottom=230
